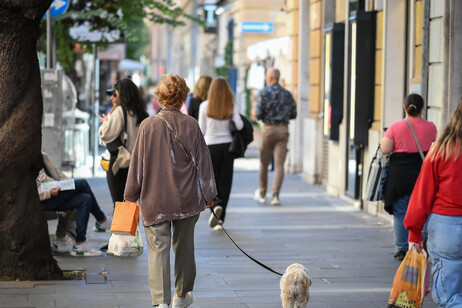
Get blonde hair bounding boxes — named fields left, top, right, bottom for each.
left=154, top=74, right=189, bottom=109
left=193, top=76, right=212, bottom=101
left=206, top=77, right=234, bottom=120
left=429, top=98, right=462, bottom=161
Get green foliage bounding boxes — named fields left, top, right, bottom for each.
left=215, top=66, right=228, bottom=79
left=244, top=65, right=254, bottom=121
left=125, top=19, right=150, bottom=60
left=224, top=41, right=232, bottom=66
left=39, top=0, right=204, bottom=68
left=214, top=42, right=233, bottom=81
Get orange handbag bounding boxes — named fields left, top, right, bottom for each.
left=110, top=201, right=139, bottom=236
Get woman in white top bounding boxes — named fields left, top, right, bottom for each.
left=198, top=77, right=243, bottom=229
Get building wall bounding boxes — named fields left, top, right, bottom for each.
left=323, top=0, right=346, bottom=195
left=333, top=0, right=461, bottom=218
left=426, top=0, right=444, bottom=131
left=301, top=0, right=323, bottom=183
left=446, top=0, right=462, bottom=120
left=296, top=0, right=462, bottom=219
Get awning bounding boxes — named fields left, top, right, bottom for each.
left=246, top=36, right=291, bottom=61
left=118, top=59, right=145, bottom=72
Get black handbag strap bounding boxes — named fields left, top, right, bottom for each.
left=121, top=106, right=128, bottom=147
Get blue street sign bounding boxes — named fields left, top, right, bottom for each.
left=44, top=0, right=70, bottom=17
left=241, top=22, right=274, bottom=34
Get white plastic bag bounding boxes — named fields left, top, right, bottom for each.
left=108, top=227, right=143, bottom=257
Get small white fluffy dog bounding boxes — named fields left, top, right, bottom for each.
left=280, top=263, right=311, bottom=308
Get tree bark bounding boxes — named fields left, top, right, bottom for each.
left=0, top=0, right=62, bottom=280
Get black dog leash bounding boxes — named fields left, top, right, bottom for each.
left=211, top=207, right=283, bottom=277
left=157, top=113, right=283, bottom=277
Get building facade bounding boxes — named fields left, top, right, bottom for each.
left=301, top=0, right=462, bottom=218
left=147, top=0, right=462, bottom=218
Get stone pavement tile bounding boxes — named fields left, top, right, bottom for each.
left=0, top=281, right=36, bottom=289
left=189, top=304, right=249, bottom=308
left=0, top=287, right=53, bottom=295
left=30, top=292, right=115, bottom=305
left=35, top=283, right=115, bottom=294
left=54, top=306, right=118, bottom=308
left=0, top=294, right=29, bottom=308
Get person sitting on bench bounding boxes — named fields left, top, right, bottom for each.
left=37, top=152, right=111, bottom=256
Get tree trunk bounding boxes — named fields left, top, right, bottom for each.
left=0, top=0, right=62, bottom=280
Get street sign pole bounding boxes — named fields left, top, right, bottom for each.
left=45, top=0, right=70, bottom=68
left=92, top=45, right=100, bottom=176
left=46, top=9, right=51, bottom=68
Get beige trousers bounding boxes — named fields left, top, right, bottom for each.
left=259, top=124, right=289, bottom=197
left=144, top=214, right=200, bottom=306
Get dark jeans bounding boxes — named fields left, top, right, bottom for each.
left=208, top=142, right=235, bottom=222
left=41, top=179, right=106, bottom=243
left=106, top=154, right=129, bottom=205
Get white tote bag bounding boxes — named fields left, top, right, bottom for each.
left=107, top=227, right=144, bottom=257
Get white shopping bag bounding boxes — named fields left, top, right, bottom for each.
left=107, top=227, right=144, bottom=257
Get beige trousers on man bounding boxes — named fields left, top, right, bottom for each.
left=144, top=214, right=200, bottom=306
left=259, top=124, right=289, bottom=197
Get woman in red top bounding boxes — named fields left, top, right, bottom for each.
left=380, top=94, right=437, bottom=261
left=404, top=98, right=462, bottom=307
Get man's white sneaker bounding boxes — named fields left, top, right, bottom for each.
left=51, top=237, right=69, bottom=253
left=93, top=216, right=112, bottom=232
left=153, top=304, right=169, bottom=308
left=213, top=221, right=223, bottom=230
left=271, top=195, right=281, bottom=205
left=253, top=189, right=266, bottom=203
left=172, top=292, right=193, bottom=308
left=71, top=242, right=103, bottom=257
left=208, top=206, right=223, bottom=228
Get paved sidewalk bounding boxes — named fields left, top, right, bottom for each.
left=0, top=157, right=436, bottom=308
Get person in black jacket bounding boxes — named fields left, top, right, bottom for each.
left=188, top=75, right=212, bottom=120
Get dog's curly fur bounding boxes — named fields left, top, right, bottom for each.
left=280, top=263, right=311, bottom=308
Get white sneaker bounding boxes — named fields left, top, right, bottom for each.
left=208, top=206, right=223, bottom=228
left=93, top=216, right=112, bottom=232
left=172, top=292, right=193, bottom=308
left=153, top=304, right=169, bottom=308
left=71, top=242, right=103, bottom=257
left=213, top=221, right=223, bottom=230
left=51, top=237, right=69, bottom=253
left=271, top=195, right=281, bottom=205
left=253, top=189, right=266, bottom=203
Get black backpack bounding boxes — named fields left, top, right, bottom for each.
left=229, top=114, right=254, bottom=158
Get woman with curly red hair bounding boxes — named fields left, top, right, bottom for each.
left=124, top=74, right=217, bottom=308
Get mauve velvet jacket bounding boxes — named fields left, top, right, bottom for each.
left=124, top=108, right=217, bottom=226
